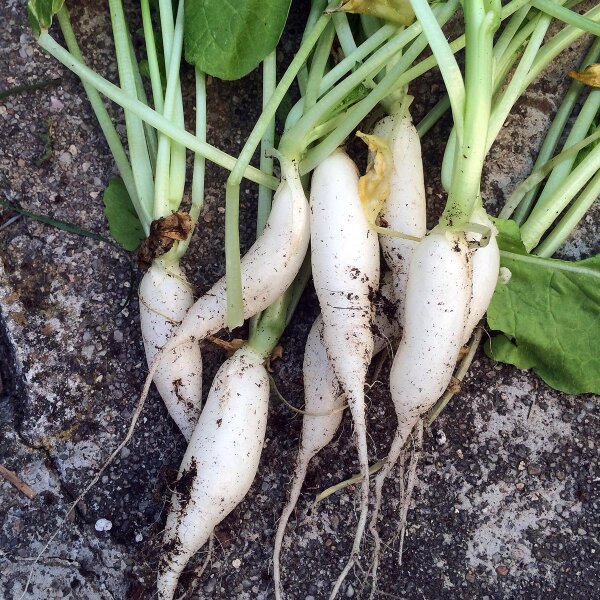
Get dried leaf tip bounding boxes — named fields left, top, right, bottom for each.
left=330, top=0, right=415, bottom=26
left=356, top=131, right=393, bottom=227
left=568, top=64, right=600, bottom=88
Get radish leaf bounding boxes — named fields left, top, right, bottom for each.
left=184, top=0, right=291, bottom=80
left=27, top=0, right=64, bottom=38
left=486, top=219, right=600, bottom=394
left=103, top=177, right=145, bottom=251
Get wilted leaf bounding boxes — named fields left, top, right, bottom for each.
left=568, top=63, right=600, bottom=88
left=356, top=131, right=392, bottom=226
left=137, top=211, right=192, bottom=269
left=333, top=0, right=415, bottom=26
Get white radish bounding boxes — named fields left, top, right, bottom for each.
left=273, top=272, right=400, bottom=600
left=139, top=165, right=309, bottom=409
left=462, top=206, right=500, bottom=345
left=374, top=113, right=427, bottom=318
left=310, top=149, right=380, bottom=599
left=157, top=345, right=269, bottom=600
left=139, top=258, right=202, bottom=440
left=369, top=228, right=472, bottom=592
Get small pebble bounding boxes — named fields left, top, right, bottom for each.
left=305, top=596, right=315, bottom=600
left=527, top=464, right=541, bottom=476
left=95, top=518, right=112, bottom=532
left=135, top=533, right=143, bottom=542
left=232, top=558, right=241, bottom=569
left=346, top=584, right=354, bottom=597
left=495, top=565, right=510, bottom=577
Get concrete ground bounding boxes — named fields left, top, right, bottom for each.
left=1, top=1, right=598, bottom=599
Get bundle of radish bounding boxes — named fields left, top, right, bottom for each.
left=24, top=0, right=600, bottom=598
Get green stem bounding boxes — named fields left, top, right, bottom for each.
left=500, top=128, right=600, bottom=219
left=168, top=99, right=187, bottom=206
left=532, top=0, right=600, bottom=36
left=250, top=52, right=278, bottom=340
left=409, top=0, right=465, bottom=142
left=256, top=52, right=278, bottom=236
left=36, top=33, right=279, bottom=190
left=158, top=0, right=187, bottom=206
left=249, top=252, right=312, bottom=358
left=297, top=0, right=329, bottom=96
left=128, top=27, right=157, bottom=169
left=54, top=7, right=149, bottom=232
left=141, top=0, right=164, bottom=113
left=521, top=142, right=600, bottom=251
left=332, top=12, right=358, bottom=58
left=512, top=36, right=600, bottom=224
left=492, top=4, right=531, bottom=62
left=153, top=0, right=185, bottom=219
left=108, top=0, right=155, bottom=226
left=487, top=12, right=554, bottom=152
left=224, top=13, right=331, bottom=329
left=416, top=95, right=450, bottom=137
left=444, top=0, right=501, bottom=226
left=500, top=249, right=600, bottom=280
left=248, top=292, right=290, bottom=359
left=175, top=69, right=206, bottom=260
left=305, top=22, right=336, bottom=112
left=535, top=168, right=600, bottom=257
left=523, top=87, right=600, bottom=227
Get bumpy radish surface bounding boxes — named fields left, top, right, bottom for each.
left=462, top=206, right=500, bottom=345
left=157, top=345, right=269, bottom=600
left=374, top=114, right=427, bottom=318
left=310, top=149, right=380, bottom=598
left=273, top=272, right=400, bottom=599
left=139, top=258, right=202, bottom=440
left=369, top=228, right=472, bottom=590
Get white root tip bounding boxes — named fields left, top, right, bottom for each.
left=328, top=416, right=370, bottom=600
left=273, top=457, right=311, bottom=600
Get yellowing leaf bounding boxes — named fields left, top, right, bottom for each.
left=356, top=131, right=393, bottom=227
left=568, top=63, right=600, bottom=88
left=334, top=0, right=415, bottom=26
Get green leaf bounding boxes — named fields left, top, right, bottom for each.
left=102, top=177, right=146, bottom=251
left=184, top=0, right=292, bottom=80
left=27, top=0, right=64, bottom=39
left=486, top=219, right=600, bottom=394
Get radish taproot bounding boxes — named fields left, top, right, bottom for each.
left=309, top=148, right=380, bottom=598
left=157, top=344, right=270, bottom=600
left=139, top=259, right=202, bottom=440
left=369, top=227, right=472, bottom=590
left=273, top=271, right=401, bottom=599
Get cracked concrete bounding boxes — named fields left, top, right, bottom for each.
left=1, top=1, right=599, bottom=599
